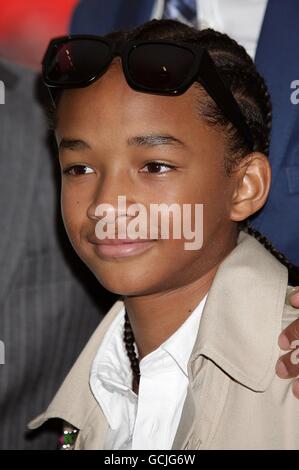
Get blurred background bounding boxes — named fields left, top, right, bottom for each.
left=0, top=0, right=79, bottom=69
left=1, top=0, right=299, bottom=450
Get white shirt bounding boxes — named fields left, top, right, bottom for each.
left=152, top=0, right=268, bottom=59
left=90, top=294, right=208, bottom=450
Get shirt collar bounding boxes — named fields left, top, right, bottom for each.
left=90, top=293, right=207, bottom=396
left=90, top=308, right=132, bottom=390
left=89, top=294, right=207, bottom=431
left=159, top=294, right=207, bottom=376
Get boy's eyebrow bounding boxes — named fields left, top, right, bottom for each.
left=58, top=135, right=186, bottom=150
left=58, top=138, right=91, bottom=151
left=127, top=134, right=186, bottom=148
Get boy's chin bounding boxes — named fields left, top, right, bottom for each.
left=93, top=272, right=159, bottom=297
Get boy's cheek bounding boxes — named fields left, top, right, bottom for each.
left=60, top=203, right=86, bottom=255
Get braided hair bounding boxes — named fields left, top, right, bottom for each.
left=106, top=19, right=299, bottom=389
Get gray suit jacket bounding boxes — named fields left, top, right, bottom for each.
left=0, top=58, right=113, bottom=449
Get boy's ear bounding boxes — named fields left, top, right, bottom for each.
left=229, top=152, right=271, bottom=222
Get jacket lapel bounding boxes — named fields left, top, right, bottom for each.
left=171, top=387, right=196, bottom=449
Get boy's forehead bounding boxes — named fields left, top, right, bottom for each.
left=56, top=70, right=225, bottom=167
left=58, top=65, right=202, bottom=128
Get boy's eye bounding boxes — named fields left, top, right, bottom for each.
left=63, top=165, right=94, bottom=176
left=140, top=162, right=176, bottom=174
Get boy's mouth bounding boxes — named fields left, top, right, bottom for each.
left=87, top=235, right=157, bottom=259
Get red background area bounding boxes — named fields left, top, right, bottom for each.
left=0, top=0, right=78, bottom=69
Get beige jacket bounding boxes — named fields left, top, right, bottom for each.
left=29, top=232, right=299, bottom=449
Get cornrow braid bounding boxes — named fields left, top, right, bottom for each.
left=252, top=70, right=272, bottom=156
left=124, top=310, right=140, bottom=391
left=189, top=29, right=272, bottom=166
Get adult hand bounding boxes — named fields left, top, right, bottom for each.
left=276, top=288, right=299, bottom=398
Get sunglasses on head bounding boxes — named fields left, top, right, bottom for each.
left=42, top=35, right=254, bottom=151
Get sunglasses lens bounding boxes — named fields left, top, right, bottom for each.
left=44, top=39, right=111, bottom=86
left=128, top=44, right=195, bottom=92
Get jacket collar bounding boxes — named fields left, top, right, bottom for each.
left=29, top=232, right=288, bottom=432
left=189, top=231, right=288, bottom=392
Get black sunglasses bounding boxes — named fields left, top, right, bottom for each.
left=42, top=35, right=254, bottom=151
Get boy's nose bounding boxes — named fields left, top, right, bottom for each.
left=86, top=172, right=135, bottom=222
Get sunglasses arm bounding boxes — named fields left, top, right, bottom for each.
left=198, top=50, right=254, bottom=151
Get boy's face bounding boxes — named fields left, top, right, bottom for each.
left=56, top=62, right=238, bottom=295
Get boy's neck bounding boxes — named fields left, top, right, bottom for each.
left=124, top=262, right=220, bottom=361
